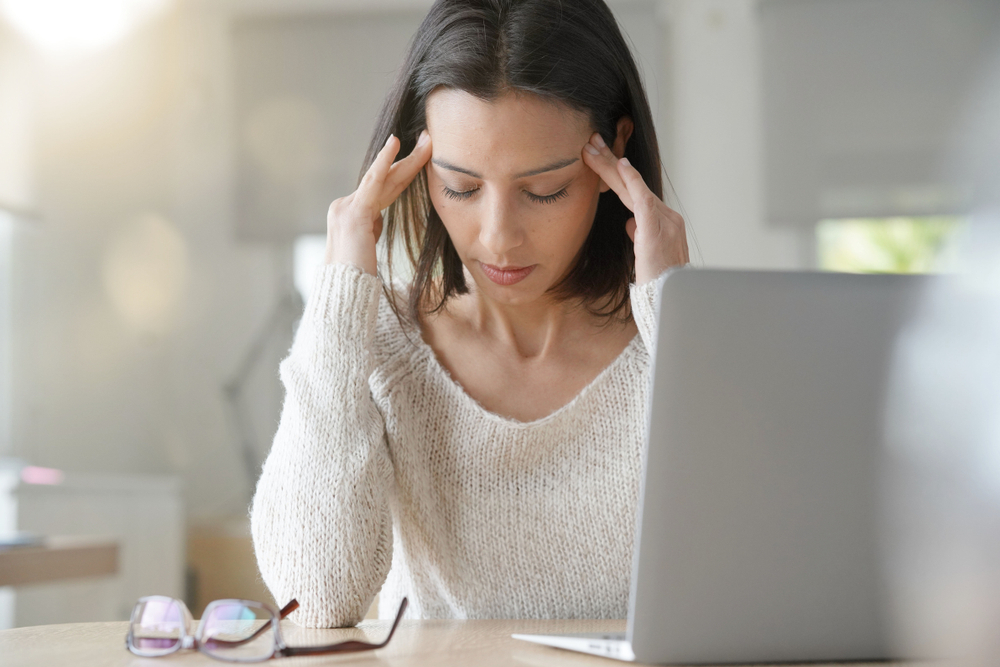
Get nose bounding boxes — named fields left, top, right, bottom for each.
left=478, top=192, right=524, bottom=258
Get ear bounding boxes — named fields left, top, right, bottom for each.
left=611, top=116, right=634, bottom=159
left=599, top=116, right=635, bottom=193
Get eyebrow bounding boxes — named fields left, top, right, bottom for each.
left=431, top=157, right=579, bottom=180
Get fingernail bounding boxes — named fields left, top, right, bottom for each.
left=385, top=133, right=394, bottom=147
left=619, top=157, right=631, bottom=168
left=585, top=143, right=600, bottom=155
left=593, top=133, right=607, bottom=148
left=417, top=130, right=429, bottom=146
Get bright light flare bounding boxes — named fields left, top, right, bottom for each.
left=102, top=213, right=189, bottom=336
left=0, top=0, right=167, bottom=54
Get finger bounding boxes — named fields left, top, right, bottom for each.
left=615, top=157, right=658, bottom=217
left=356, top=134, right=400, bottom=209
left=582, top=133, right=634, bottom=210
left=380, top=130, right=433, bottom=207
left=620, top=158, right=687, bottom=256
left=625, top=217, right=637, bottom=243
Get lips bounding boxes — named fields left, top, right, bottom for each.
left=480, top=262, right=536, bottom=286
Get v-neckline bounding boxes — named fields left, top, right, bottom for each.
left=413, top=331, right=643, bottom=429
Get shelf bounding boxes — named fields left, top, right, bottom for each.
left=0, top=537, right=119, bottom=587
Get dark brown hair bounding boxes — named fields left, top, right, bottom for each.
left=361, top=0, right=663, bottom=322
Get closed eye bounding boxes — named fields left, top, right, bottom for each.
left=525, top=188, right=569, bottom=204
left=442, top=186, right=477, bottom=201
left=441, top=186, right=570, bottom=204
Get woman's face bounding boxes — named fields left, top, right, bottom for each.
left=424, top=88, right=607, bottom=306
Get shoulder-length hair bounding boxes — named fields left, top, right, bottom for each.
left=361, top=0, right=663, bottom=322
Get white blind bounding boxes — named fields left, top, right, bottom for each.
left=760, top=0, right=1000, bottom=225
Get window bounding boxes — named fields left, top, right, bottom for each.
left=293, top=233, right=415, bottom=304
left=293, top=234, right=326, bottom=304
left=816, top=216, right=966, bottom=274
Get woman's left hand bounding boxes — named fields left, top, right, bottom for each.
left=582, top=132, right=689, bottom=285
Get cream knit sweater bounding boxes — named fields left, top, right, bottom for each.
left=250, top=263, right=662, bottom=627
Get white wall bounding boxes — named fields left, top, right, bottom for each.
left=664, top=0, right=805, bottom=269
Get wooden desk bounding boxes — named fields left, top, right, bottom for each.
left=0, top=537, right=119, bottom=587
left=0, top=618, right=903, bottom=667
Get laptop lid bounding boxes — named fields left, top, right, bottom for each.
left=628, top=269, right=925, bottom=664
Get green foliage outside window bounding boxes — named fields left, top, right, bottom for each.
left=817, top=216, right=965, bottom=274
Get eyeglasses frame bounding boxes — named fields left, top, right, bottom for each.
left=126, top=595, right=409, bottom=662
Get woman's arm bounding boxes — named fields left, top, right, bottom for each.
left=630, top=270, right=672, bottom=355
left=252, top=130, right=431, bottom=627
left=250, top=263, right=393, bottom=628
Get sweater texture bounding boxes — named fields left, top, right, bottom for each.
left=250, top=263, right=663, bottom=627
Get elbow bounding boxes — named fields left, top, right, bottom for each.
left=249, top=501, right=393, bottom=630
left=287, top=595, right=372, bottom=628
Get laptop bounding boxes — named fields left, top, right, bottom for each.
left=513, top=268, right=925, bottom=664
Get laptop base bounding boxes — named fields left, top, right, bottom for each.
left=512, top=632, right=635, bottom=661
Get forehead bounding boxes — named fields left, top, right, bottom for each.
left=424, top=88, right=592, bottom=177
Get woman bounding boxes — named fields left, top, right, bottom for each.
left=251, top=0, right=688, bottom=627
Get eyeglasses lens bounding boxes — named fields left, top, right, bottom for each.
left=130, top=597, right=185, bottom=656
left=200, top=602, right=276, bottom=662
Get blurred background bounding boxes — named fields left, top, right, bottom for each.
left=0, top=0, right=998, bottom=642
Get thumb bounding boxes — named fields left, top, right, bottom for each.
left=625, top=217, right=637, bottom=243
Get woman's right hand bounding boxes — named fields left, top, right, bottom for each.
left=325, top=130, right=432, bottom=275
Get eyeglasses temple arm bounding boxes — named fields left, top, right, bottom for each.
left=278, top=597, right=408, bottom=657
left=278, top=599, right=299, bottom=619
left=373, top=596, right=407, bottom=648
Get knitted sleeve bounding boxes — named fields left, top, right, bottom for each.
left=250, top=263, right=394, bottom=628
left=629, top=270, right=672, bottom=355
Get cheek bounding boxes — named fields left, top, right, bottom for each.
left=551, top=186, right=601, bottom=241
left=525, top=195, right=599, bottom=265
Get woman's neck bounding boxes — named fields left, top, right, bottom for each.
left=417, top=276, right=639, bottom=423
left=462, top=283, right=594, bottom=361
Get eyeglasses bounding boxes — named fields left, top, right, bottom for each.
left=125, top=595, right=408, bottom=663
